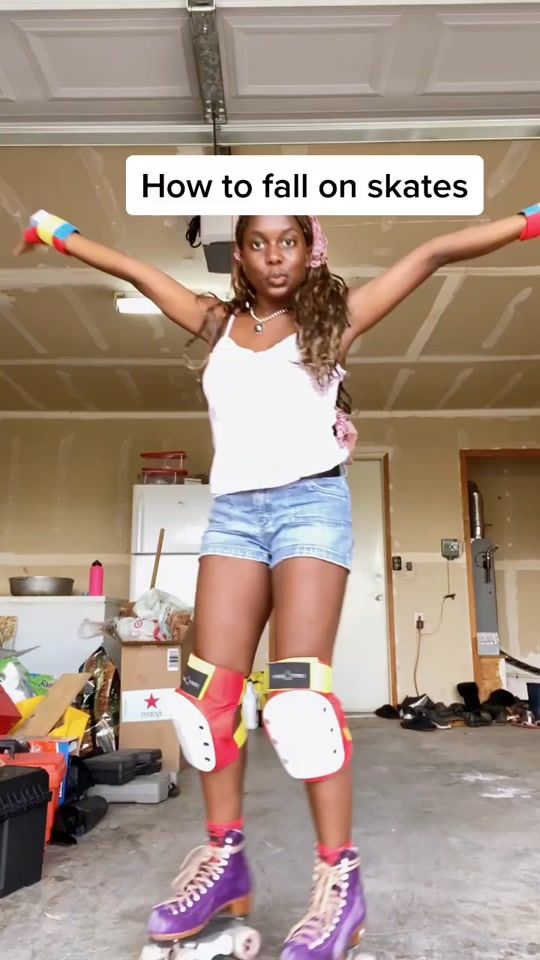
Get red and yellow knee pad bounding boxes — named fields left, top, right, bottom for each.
left=170, top=653, right=247, bottom=773
left=24, top=209, right=79, bottom=255
left=519, top=202, right=540, bottom=241
left=262, top=657, right=353, bottom=782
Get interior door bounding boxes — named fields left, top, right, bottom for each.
left=333, top=459, right=391, bottom=712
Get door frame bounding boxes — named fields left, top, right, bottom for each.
left=459, top=447, right=540, bottom=685
left=352, top=453, right=398, bottom=707
left=269, top=454, right=398, bottom=707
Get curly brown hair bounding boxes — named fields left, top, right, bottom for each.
left=191, top=215, right=352, bottom=413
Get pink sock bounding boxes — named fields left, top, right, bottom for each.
left=207, top=818, right=244, bottom=846
left=318, top=842, right=353, bottom=865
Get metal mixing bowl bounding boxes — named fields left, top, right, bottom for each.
left=9, top=576, right=74, bottom=597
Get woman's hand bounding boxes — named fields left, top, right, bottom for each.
left=13, top=210, right=219, bottom=339
left=13, top=230, right=41, bottom=257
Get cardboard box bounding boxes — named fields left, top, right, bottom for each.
left=119, top=625, right=193, bottom=772
left=16, top=674, right=91, bottom=737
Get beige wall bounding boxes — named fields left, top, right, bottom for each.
left=2, top=415, right=540, bottom=703
left=468, top=457, right=540, bottom=668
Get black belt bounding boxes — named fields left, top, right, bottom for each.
left=300, top=464, right=344, bottom=481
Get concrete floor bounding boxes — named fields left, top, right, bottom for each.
left=1, top=720, right=539, bottom=960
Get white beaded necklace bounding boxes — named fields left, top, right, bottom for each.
left=248, top=304, right=290, bottom=334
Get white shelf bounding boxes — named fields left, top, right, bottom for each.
left=0, top=595, right=124, bottom=604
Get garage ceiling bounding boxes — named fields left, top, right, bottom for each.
left=2, top=0, right=540, bottom=143
left=1, top=0, right=540, bottom=416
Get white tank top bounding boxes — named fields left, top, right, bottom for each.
left=201, top=314, right=349, bottom=496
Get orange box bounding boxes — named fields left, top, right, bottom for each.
left=26, top=737, right=78, bottom=804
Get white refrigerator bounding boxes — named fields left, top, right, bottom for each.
left=129, top=483, right=213, bottom=605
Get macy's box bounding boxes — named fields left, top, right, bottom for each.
left=119, top=626, right=194, bottom=774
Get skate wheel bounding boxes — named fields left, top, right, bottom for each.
left=232, top=926, right=261, bottom=960
left=170, top=947, right=197, bottom=960
left=139, top=945, right=173, bottom=960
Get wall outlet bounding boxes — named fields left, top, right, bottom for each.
left=414, top=611, right=424, bottom=628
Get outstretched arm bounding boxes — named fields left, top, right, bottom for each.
left=342, top=209, right=532, bottom=352
left=13, top=210, right=218, bottom=340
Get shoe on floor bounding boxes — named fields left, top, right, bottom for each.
left=400, top=714, right=436, bottom=731
left=375, top=704, right=400, bottom=719
left=464, top=710, right=493, bottom=727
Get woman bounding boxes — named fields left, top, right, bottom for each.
left=14, top=203, right=540, bottom=959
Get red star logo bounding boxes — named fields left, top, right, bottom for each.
left=145, top=693, right=159, bottom=709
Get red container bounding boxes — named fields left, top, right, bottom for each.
left=0, top=688, right=20, bottom=735
left=139, top=450, right=188, bottom=484
left=0, top=753, right=66, bottom=843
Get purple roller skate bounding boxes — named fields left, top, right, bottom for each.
left=147, top=829, right=252, bottom=942
left=281, top=849, right=366, bottom=960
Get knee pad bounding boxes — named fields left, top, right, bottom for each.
left=261, top=657, right=353, bottom=782
left=169, top=653, right=247, bottom=773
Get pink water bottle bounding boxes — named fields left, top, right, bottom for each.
left=89, top=560, right=104, bottom=596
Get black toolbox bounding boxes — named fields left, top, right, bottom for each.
left=0, top=765, right=50, bottom=898
left=83, top=749, right=162, bottom=785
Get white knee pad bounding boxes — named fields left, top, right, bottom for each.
left=262, top=658, right=352, bottom=781
left=169, top=653, right=247, bottom=773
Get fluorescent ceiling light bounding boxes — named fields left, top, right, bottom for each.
left=115, top=295, right=163, bottom=315
left=115, top=286, right=233, bottom=316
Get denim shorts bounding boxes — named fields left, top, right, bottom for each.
left=200, top=472, right=354, bottom=571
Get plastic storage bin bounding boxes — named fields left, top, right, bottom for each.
left=84, top=748, right=162, bottom=785
left=0, top=765, right=50, bottom=897
left=139, top=450, right=188, bottom=484
left=0, top=752, right=66, bottom=843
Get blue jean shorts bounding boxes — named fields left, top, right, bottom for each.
left=200, top=472, right=354, bottom=571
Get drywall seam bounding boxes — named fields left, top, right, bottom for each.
left=405, top=275, right=465, bottom=360
left=116, top=369, right=143, bottom=405
left=486, top=142, right=532, bottom=199
left=482, top=288, right=533, bottom=350
left=1, top=436, right=20, bottom=540
left=485, top=372, right=523, bottom=408
left=436, top=368, right=474, bottom=409
left=3, top=354, right=540, bottom=366
left=61, top=289, right=110, bottom=352
left=4, top=264, right=540, bottom=292
left=78, top=147, right=128, bottom=249
left=56, top=370, right=97, bottom=412
left=2, top=409, right=540, bottom=421
left=117, top=434, right=134, bottom=543
left=0, top=268, right=121, bottom=289
left=385, top=369, right=414, bottom=409
left=504, top=568, right=519, bottom=655
left=0, top=410, right=209, bottom=420
left=0, top=172, right=28, bottom=229
left=53, top=433, right=76, bottom=535
left=0, top=300, right=47, bottom=355
left=0, top=371, right=44, bottom=409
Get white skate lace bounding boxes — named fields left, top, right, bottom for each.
left=286, top=856, right=359, bottom=948
left=161, top=841, right=240, bottom=915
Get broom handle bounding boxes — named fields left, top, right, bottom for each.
left=150, top=528, right=165, bottom=590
